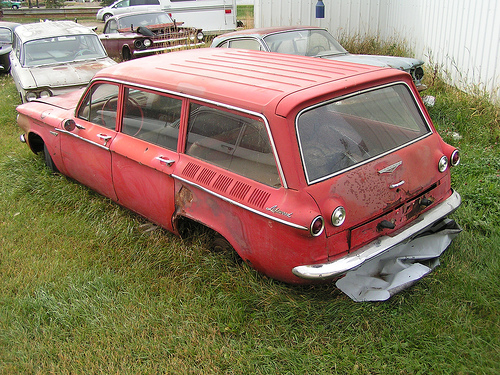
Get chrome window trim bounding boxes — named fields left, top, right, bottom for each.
left=225, top=37, right=267, bottom=51
left=295, top=81, right=434, bottom=185
left=78, top=78, right=287, bottom=189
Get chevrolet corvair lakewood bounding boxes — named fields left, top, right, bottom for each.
left=16, top=48, right=461, bottom=301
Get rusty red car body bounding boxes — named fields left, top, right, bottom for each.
left=16, top=49, right=461, bottom=300
left=99, top=11, right=204, bottom=61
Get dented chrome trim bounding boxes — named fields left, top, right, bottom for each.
left=55, top=128, right=109, bottom=150
left=172, top=174, right=308, bottom=231
left=292, top=190, right=461, bottom=280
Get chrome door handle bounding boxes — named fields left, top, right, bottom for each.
left=97, top=133, right=112, bottom=146
left=155, top=156, right=175, bottom=166
left=389, top=180, right=405, bottom=189
left=97, top=133, right=112, bottom=141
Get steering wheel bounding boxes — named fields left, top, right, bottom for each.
left=101, top=96, right=118, bottom=127
left=75, top=49, right=94, bottom=58
left=125, top=97, right=145, bottom=136
left=100, top=96, right=144, bottom=135
left=308, top=45, right=327, bottom=56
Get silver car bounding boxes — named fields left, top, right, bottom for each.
left=211, top=26, right=427, bottom=91
left=10, top=21, right=117, bottom=103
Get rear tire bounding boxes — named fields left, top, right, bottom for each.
left=212, top=235, right=234, bottom=253
left=43, top=144, right=59, bottom=173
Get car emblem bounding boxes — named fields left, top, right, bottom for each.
left=266, top=205, right=293, bottom=218
left=378, top=161, right=403, bottom=174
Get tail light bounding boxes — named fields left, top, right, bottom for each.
left=450, top=149, right=460, bottom=166
left=310, top=216, right=324, bottom=237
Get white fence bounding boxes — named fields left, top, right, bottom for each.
left=254, top=0, right=500, bottom=102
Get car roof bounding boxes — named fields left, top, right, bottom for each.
left=95, top=48, right=407, bottom=116
left=213, top=25, right=324, bottom=40
left=0, top=21, right=21, bottom=31
left=14, top=21, right=96, bottom=42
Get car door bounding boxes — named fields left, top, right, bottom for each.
left=99, top=19, right=122, bottom=59
left=109, top=86, right=181, bottom=231
left=59, top=82, right=120, bottom=201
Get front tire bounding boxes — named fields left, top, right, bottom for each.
left=43, top=144, right=59, bottom=173
left=122, top=47, right=131, bottom=61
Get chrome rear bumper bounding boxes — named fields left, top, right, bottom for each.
left=292, top=190, right=461, bottom=280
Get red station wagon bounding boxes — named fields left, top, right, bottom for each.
left=16, top=49, right=461, bottom=301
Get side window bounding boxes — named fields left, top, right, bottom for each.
left=186, top=103, right=281, bottom=187
left=105, top=20, right=118, bottom=34
left=122, top=87, right=181, bottom=151
left=115, top=0, right=130, bottom=8
left=77, top=83, right=120, bottom=130
left=229, top=39, right=262, bottom=51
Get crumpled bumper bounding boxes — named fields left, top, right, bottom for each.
left=292, top=190, right=462, bottom=301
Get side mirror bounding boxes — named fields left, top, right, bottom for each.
left=63, top=119, right=76, bottom=131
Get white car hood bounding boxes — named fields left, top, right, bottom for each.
left=27, top=58, right=116, bottom=89
left=326, top=53, right=423, bottom=71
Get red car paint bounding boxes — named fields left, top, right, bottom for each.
left=16, top=48, right=460, bottom=286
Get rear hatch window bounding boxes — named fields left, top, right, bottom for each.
left=297, top=83, right=431, bottom=184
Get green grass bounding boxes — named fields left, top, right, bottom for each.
left=338, top=33, right=415, bottom=57
left=0, top=60, right=499, bottom=374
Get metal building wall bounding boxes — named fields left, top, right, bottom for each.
left=254, top=0, right=500, bottom=102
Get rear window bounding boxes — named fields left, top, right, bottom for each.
left=297, top=84, right=431, bottom=184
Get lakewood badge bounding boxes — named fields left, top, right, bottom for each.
left=378, top=161, right=403, bottom=174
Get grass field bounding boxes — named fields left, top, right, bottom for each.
left=0, top=41, right=499, bottom=374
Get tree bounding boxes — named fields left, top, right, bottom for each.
left=45, top=0, right=65, bottom=8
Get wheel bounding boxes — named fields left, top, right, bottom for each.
left=122, top=47, right=131, bottom=61
left=12, top=5, right=19, bottom=10
left=103, top=13, right=113, bottom=22
left=212, top=235, right=234, bottom=253
left=43, top=144, right=59, bottom=173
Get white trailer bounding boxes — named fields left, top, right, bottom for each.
left=161, top=0, right=237, bottom=34
left=97, top=0, right=237, bottom=34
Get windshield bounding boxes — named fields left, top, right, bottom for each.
left=263, top=29, right=347, bottom=57
left=297, top=84, right=431, bottom=184
left=22, top=34, right=107, bottom=67
left=0, top=28, right=13, bottom=44
left=117, top=12, right=174, bottom=29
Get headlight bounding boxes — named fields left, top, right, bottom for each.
left=331, top=206, right=346, bottom=227
left=39, top=90, right=51, bottom=98
left=438, top=155, right=448, bottom=172
left=25, top=92, right=37, bottom=102
left=413, top=66, right=424, bottom=81
left=197, top=31, right=204, bottom=41
left=143, top=39, right=152, bottom=47
left=134, top=40, right=144, bottom=49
